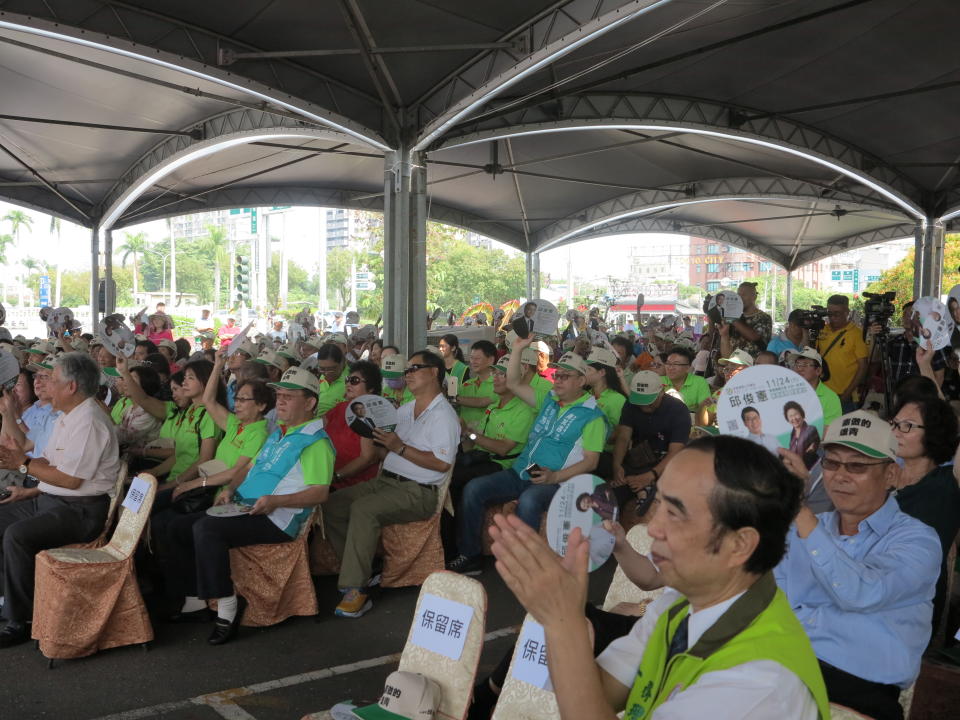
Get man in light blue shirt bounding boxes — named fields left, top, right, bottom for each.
left=767, top=309, right=807, bottom=360
left=0, top=355, right=62, bottom=486
left=775, top=410, right=940, bottom=720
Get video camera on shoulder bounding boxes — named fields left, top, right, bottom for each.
left=863, top=290, right=897, bottom=335
left=795, top=306, right=828, bottom=333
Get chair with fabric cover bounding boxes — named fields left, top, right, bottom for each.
left=602, top=522, right=662, bottom=613
left=31, top=474, right=157, bottom=663
left=67, top=460, right=129, bottom=550
left=302, top=571, right=487, bottom=720
left=379, top=469, right=454, bottom=588
left=829, top=703, right=874, bottom=719
left=229, top=508, right=319, bottom=627
left=481, top=501, right=548, bottom=556
left=490, top=615, right=559, bottom=720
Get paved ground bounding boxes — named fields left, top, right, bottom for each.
left=1, top=560, right=616, bottom=720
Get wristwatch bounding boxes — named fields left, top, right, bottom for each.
left=468, top=433, right=478, bottom=441
left=18, top=457, right=31, bottom=475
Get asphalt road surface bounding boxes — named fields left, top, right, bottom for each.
left=3, top=558, right=616, bottom=719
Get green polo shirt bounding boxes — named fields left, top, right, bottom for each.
left=529, top=373, right=554, bottom=410
left=170, top=405, right=222, bottom=482
left=661, top=372, right=711, bottom=412
left=315, top=369, right=346, bottom=417
left=110, top=396, right=133, bottom=425
left=383, top=386, right=415, bottom=406
left=595, top=388, right=627, bottom=451
left=459, top=372, right=496, bottom=428
left=478, top=395, right=537, bottom=468
left=216, top=414, right=269, bottom=469
left=815, top=380, right=842, bottom=428
left=448, top=359, right=469, bottom=385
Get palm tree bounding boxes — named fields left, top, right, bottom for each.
left=198, top=224, right=229, bottom=312
left=3, top=210, right=33, bottom=306
left=118, top=232, right=149, bottom=299
left=22, top=257, right=46, bottom=305
left=50, top=216, right=62, bottom=306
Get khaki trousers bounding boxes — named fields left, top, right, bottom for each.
left=323, top=472, right=437, bottom=588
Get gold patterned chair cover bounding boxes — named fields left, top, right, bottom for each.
left=380, top=469, right=453, bottom=588
left=303, top=571, right=487, bottom=720
left=230, top=508, right=319, bottom=627
left=31, top=474, right=157, bottom=660
left=68, top=460, right=128, bottom=550
left=602, top=523, right=662, bottom=613
left=490, top=615, right=559, bottom=720
left=829, top=703, right=874, bottom=719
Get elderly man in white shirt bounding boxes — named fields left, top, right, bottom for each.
left=0, top=352, right=120, bottom=647
left=323, top=349, right=458, bottom=619
left=488, top=435, right=831, bottom=720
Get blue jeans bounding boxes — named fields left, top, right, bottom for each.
left=457, top=468, right=559, bottom=558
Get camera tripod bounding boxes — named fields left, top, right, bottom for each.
left=858, top=329, right=895, bottom=417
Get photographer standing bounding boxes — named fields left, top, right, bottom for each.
left=719, top=281, right=772, bottom=359
left=880, top=301, right=949, bottom=388
left=815, top=295, right=869, bottom=413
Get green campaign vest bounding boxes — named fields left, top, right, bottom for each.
left=623, top=573, right=830, bottom=720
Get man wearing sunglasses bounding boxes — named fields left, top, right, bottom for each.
left=323, top=349, right=459, bottom=618
left=775, top=411, right=940, bottom=720
left=446, top=335, right=605, bottom=576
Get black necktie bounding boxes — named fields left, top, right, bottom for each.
left=666, top=614, right=690, bottom=661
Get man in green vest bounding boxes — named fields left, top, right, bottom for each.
left=489, top=434, right=830, bottom=719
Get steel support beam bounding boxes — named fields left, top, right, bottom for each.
left=532, top=253, right=542, bottom=299
left=525, top=252, right=534, bottom=300
left=414, top=0, right=673, bottom=151
left=383, top=149, right=427, bottom=355
left=785, top=272, right=794, bottom=315
left=104, top=228, right=115, bottom=314
left=914, top=220, right=945, bottom=299
left=90, top=224, right=100, bottom=323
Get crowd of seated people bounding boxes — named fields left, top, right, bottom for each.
left=0, top=294, right=956, bottom=720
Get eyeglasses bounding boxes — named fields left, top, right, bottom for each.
left=553, top=372, right=578, bottom=382
left=346, top=376, right=365, bottom=386
left=664, top=362, right=690, bottom=367
left=822, top=457, right=890, bottom=474
left=234, top=396, right=255, bottom=404
left=793, top=360, right=818, bottom=369
left=317, top=366, right=341, bottom=375
left=890, top=419, right=925, bottom=433
left=403, top=364, right=430, bottom=375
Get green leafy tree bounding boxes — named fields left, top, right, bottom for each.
left=50, top=215, right=62, bottom=306
left=3, top=209, right=32, bottom=305
left=197, top=224, right=229, bottom=311
left=0, top=233, right=11, bottom=303
left=266, top=252, right=317, bottom=307
left=117, top=232, right=149, bottom=298
left=326, top=248, right=354, bottom=309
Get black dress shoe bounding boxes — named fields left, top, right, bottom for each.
left=207, top=595, right=247, bottom=646
left=0, top=622, right=30, bottom=648
left=166, top=607, right=215, bottom=624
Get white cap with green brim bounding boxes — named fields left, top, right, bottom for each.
left=27, top=354, right=57, bottom=372
left=717, top=349, right=754, bottom=367
left=549, top=351, right=588, bottom=375
left=629, top=370, right=663, bottom=406
left=786, top=346, right=822, bottom=366
left=28, top=340, right=56, bottom=356
left=275, top=344, right=298, bottom=361
left=102, top=359, right=141, bottom=377
left=268, top=367, right=321, bottom=396
left=351, top=671, right=441, bottom=720
left=254, top=349, right=284, bottom=370
left=492, top=354, right=510, bottom=371
left=587, top=346, right=618, bottom=368
left=381, top=355, right=407, bottom=379
left=823, top=410, right=898, bottom=461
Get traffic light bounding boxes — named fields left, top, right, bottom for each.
left=236, top=255, right=251, bottom=305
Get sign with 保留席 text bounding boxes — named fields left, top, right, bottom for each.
left=409, top=593, right=473, bottom=660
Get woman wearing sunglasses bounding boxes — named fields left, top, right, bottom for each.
left=323, top=361, right=383, bottom=490
left=889, top=395, right=960, bottom=644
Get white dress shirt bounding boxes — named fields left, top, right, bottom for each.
left=382, top=393, right=459, bottom=485
left=597, top=588, right=819, bottom=719
left=41, top=396, right=121, bottom=497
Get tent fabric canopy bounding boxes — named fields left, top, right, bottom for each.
left=0, top=0, right=958, bottom=271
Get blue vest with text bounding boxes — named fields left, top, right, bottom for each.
left=512, top=394, right=603, bottom=480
